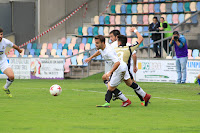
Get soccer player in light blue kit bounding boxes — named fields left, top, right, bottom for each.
left=0, top=28, right=22, bottom=97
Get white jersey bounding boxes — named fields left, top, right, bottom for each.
left=104, top=41, right=136, bottom=73
left=99, top=43, right=129, bottom=87
left=99, top=43, right=120, bottom=68
left=0, top=38, right=14, bottom=64
left=105, top=41, right=118, bottom=73
left=110, top=41, right=118, bottom=48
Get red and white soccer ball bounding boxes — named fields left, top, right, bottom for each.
left=50, top=84, right=62, bottom=96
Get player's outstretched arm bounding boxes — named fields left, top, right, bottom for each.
left=130, top=27, right=143, bottom=45
left=13, top=44, right=22, bottom=53
left=84, top=50, right=101, bottom=63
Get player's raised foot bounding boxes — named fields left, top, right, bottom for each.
left=121, top=99, right=131, bottom=107
left=96, top=102, right=110, bottom=108
left=143, top=94, right=151, bottom=106
left=2, top=87, right=12, bottom=98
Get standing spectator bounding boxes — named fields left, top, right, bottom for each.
left=149, top=17, right=161, bottom=58
left=159, top=17, right=173, bottom=54
left=169, top=31, right=188, bottom=84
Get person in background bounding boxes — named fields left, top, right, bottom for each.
left=0, top=28, right=22, bottom=97
left=169, top=31, right=188, bottom=84
left=159, top=17, right=173, bottom=55
left=149, top=17, right=161, bottom=58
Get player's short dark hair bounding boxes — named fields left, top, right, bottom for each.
left=95, top=35, right=105, bottom=43
left=118, top=35, right=127, bottom=46
left=0, top=28, right=3, bottom=33
left=160, top=17, right=165, bottom=20
left=109, top=30, right=120, bottom=37
left=173, top=31, right=179, bottom=35
left=153, top=17, right=158, bottom=20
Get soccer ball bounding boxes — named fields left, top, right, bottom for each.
left=50, top=84, right=62, bottom=96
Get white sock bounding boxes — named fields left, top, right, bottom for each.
left=135, top=86, right=146, bottom=98
left=118, top=92, right=128, bottom=102
left=4, top=79, right=13, bottom=89
left=105, top=83, right=108, bottom=88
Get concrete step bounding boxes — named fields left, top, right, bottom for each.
left=185, top=33, right=198, bottom=40
left=89, top=70, right=104, bottom=76
left=65, top=60, right=105, bottom=79
left=89, top=60, right=105, bottom=70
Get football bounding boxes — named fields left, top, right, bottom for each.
left=50, top=84, right=62, bottom=96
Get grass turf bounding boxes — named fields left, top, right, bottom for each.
left=0, top=73, right=200, bottom=133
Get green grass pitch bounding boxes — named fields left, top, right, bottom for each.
left=0, top=73, right=200, bottom=133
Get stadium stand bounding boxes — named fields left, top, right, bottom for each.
left=6, top=0, right=200, bottom=77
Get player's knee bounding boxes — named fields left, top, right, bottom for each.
left=102, top=74, right=107, bottom=80
left=8, top=75, right=14, bottom=81
left=125, top=81, right=132, bottom=86
left=108, top=83, right=116, bottom=91
left=124, top=79, right=132, bottom=86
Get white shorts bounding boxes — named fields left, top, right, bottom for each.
left=109, top=62, right=130, bottom=87
left=0, top=60, right=10, bottom=73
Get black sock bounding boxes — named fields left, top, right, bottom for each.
left=130, top=82, right=144, bottom=101
left=105, top=90, right=112, bottom=103
left=113, top=88, right=121, bottom=96
left=130, top=82, right=138, bottom=89
left=103, top=80, right=108, bottom=84
left=7, top=78, right=14, bottom=82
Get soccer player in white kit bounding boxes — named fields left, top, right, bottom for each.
left=108, top=29, right=145, bottom=105
left=85, top=35, right=151, bottom=107
left=85, top=35, right=130, bottom=107
left=0, top=28, right=22, bottom=97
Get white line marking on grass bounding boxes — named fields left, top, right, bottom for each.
left=24, top=88, right=200, bottom=102
left=72, top=89, right=200, bottom=102
left=25, top=88, right=47, bottom=89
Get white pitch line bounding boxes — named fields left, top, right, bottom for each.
left=72, top=89, right=200, bottom=102
left=24, top=88, right=200, bottom=102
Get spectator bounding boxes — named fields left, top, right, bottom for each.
left=149, top=17, right=161, bottom=58
left=159, top=17, right=173, bottom=54
left=169, top=31, right=188, bottom=84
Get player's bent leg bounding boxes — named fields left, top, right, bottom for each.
left=113, top=88, right=131, bottom=107
left=109, top=82, right=131, bottom=107
left=96, top=83, right=114, bottom=108
left=2, top=67, right=14, bottom=97
left=102, top=74, right=109, bottom=88
left=102, top=73, right=118, bottom=101
left=124, top=78, right=151, bottom=106
left=126, top=78, right=145, bottom=105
